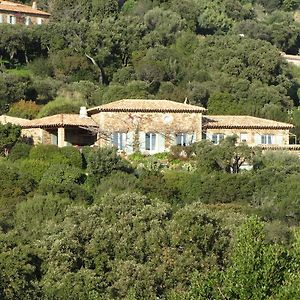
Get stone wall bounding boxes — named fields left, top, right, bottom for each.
left=0, top=12, right=49, bottom=25
left=92, top=111, right=203, bottom=151
left=22, top=128, right=44, bottom=145
left=205, top=128, right=290, bottom=145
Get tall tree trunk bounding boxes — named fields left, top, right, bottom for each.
left=85, top=53, right=104, bottom=84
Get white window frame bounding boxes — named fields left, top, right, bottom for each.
left=261, top=134, right=274, bottom=145
left=7, top=15, right=16, bottom=24
left=211, top=133, right=224, bottom=145
left=25, top=16, right=31, bottom=26
left=175, top=133, right=189, bottom=146
left=112, top=132, right=126, bottom=151
left=145, top=132, right=156, bottom=151
left=37, top=17, right=43, bottom=25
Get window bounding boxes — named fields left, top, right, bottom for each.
left=240, top=132, right=248, bottom=142
left=176, top=133, right=188, bottom=146
left=211, top=133, right=224, bottom=144
left=261, top=134, right=274, bottom=145
left=50, top=132, right=58, bottom=146
left=25, top=16, right=31, bottom=26
left=0, top=15, right=3, bottom=23
left=112, top=132, right=126, bottom=150
left=145, top=133, right=156, bottom=151
left=7, top=15, right=16, bottom=24
left=37, top=17, right=43, bottom=25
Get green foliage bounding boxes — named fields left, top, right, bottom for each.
left=8, top=142, right=32, bottom=161
left=221, top=217, right=289, bottom=299
left=27, top=57, right=54, bottom=77
left=0, top=72, right=32, bottom=113
left=38, top=164, right=88, bottom=201
left=8, top=100, right=40, bottom=119
left=0, top=123, right=21, bottom=156
left=208, top=91, right=243, bottom=114
left=95, top=171, right=139, bottom=197
left=18, top=159, right=51, bottom=182
left=29, top=144, right=62, bottom=162
left=0, top=243, right=42, bottom=300
left=31, top=77, right=62, bottom=103
left=0, top=161, right=36, bottom=229
left=2, top=0, right=300, bottom=297
left=14, top=194, right=71, bottom=236
left=59, top=146, right=83, bottom=169
left=37, top=97, right=84, bottom=117
left=29, top=145, right=82, bottom=167
left=86, top=147, right=133, bottom=187
left=194, top=136, right=258, bottom=173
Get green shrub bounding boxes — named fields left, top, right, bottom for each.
left=8, top=142, right=32, bottom=161
left=0, top=123, right=21, bottom=156
left=8, top=100, right=40, bottom=119
left=60, top=146, right=83, bottom=168
left=37, top=97, right=84, bottom=117
left=38, top=164, right=89, bottom=202
left=170, top=145, right=194, bottom=159
left=27, top=57, right=54, bottom=77
left=95, top=171, right=139, bottom=198
left=0, top=161, right=36, bottom=229
left=29, top=145, right=82, bottom=168
left=29, top=144, right=61, bottom=161
left=179, top=171, right=254, bottom=204
left=86, top=147, right=133, bottom=187
left=153, top=152, right=169, bottom=160
left=15, top=194, right=72, bottom=234
left=32, top=77, right=62, bottom=103
left=81, top=146, right=93, bottom=168
left=18, top=159, right=51, bottom=182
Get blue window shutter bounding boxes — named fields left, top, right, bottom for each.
left=157, top=133, right=166, bottom=152
left=187, top=133, right=196, bottom=145
left=255, top=134, right=261, bottom=144
left=170, top=132, right=176, bottom=146
left=112, top=132, right=118, bottom=147
left=151, top=133, right=157, bottom=151
left=206, top=132, right=212, bottom=141
left=139, top=132, right=146, bottom=152
left=126, top=132, right=134, bottom=154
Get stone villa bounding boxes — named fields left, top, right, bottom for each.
left=0, top=1, right=50, bottom=25
left=0, top=99, right=297, bottom=153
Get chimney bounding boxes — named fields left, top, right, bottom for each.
left=79, top=106, right=88, bottom=118
left=32, top=1, right=37, bottom=10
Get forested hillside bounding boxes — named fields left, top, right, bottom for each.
left=3, top=1, right=300, bottom=299
left=1, top=0, right=300, bottom=124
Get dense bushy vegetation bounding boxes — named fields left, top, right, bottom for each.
left=2, top=0, right=300, bottom=298
left=1, top=131, right=300, bottom=298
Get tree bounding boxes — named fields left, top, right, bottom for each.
left=0, top=123, right=21, bottom=156
left=8, top=100, right=40, bottom=120
left=194, top=136, right=258, bottom=173
left=207, top=91, right=243, bottom=115
left=221, top=217, right=289, bottom=299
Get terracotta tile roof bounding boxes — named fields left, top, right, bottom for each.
left=204, top=115, right=294, bottom=129
left=250, top=144, right=300, bottom=150
left=88, top=99, right=206, bottom=114
left=0, top=115, right=30, bottom=126
left=23, top=114, right=98, bottom=128
left=0, top=1, right=50, bottom=16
